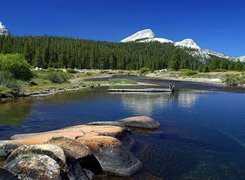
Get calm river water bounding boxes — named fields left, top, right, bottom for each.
left=0, top=77, right=245, bottom=179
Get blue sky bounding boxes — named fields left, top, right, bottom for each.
left=0, top=0, right=244, bottom=56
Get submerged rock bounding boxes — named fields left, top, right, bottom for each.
left=119, top=116, right=160, bottom=129
left=93, top=145, right=142, bottom=176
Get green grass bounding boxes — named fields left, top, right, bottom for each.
left=180, top=69, right=198, bottom=76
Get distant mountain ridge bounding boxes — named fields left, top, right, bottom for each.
left=0, top=22, right=9, bottom=36
left=0, top=23, right=244, bottom=63
left=121, top=29, right=244, bottom=62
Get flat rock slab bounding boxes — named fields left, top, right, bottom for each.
left=10, top=125, right=125, bottom=144
left=76, top=135, right=122, bottom=150
left=119, top=116, right=160, bottom=129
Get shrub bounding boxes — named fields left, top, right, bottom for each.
left=0, top=70, right=21, bottom=97
left=224, top=76, right=238, bottom=86
left=29, top=78, right=52, bottom=86
left=199, top=65, right=210, bottom=73
left=139, top=67, right=150, bottom=75
left=202, top=66, right=210, bottom=73
left=46, top=72, right=68, bottom=84
left=180, top=69, right=198, bottom=76
left=214, top=68, right=226, bottom=72
left=47, top=67, right=56, bottom=72
left=67, top=68, right=77, bottom=74
left=224, top=74, right=245, bottom=87
left=0, top=71, right=13, bottom=86
left=0, top=85, right=14, bottom=97
left=0, top=54, right=32, bottom=81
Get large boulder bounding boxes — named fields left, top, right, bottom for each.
left=4, top=154, right=66, bottom=180
left=118, top=116, right=160, bottom=129
left=6, top=144, right=67, bottom=171
left=93, top=145, right=142, bottom=176
left=46, top=137, right=102, bottom=174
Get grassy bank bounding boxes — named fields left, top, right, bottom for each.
left=0, top=62, right=139, bottom=100
left=145, top=69, right=245, bottom=87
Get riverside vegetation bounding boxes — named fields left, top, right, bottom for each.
left=0, top=54, right=139, bottom=100
left=0, top=54, right=244, bottom=100
left=0, top=34, right=245, bottom=99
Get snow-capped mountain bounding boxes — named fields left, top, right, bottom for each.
left=0, top=22, right=9, bottom=36
left=175, top=38, right=201, bottom=50
left=121, top=29, right=244, bottom=61
left=121, top=29, right=173, bottom=43
left=237, top=56, right=245, bottom=62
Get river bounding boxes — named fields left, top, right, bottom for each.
left=0, top=76, right=245, bottom=179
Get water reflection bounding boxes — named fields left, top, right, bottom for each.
left=175, top=91, right=200, bottom=108
left=119, top=91, right=200, bottom=115
left=0, top=100, right=32, bottom=126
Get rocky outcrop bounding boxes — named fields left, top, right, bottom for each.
left=0, top=116, right=160, bottom=179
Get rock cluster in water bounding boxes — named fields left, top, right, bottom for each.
left=0, top=116, right=160, bottom=179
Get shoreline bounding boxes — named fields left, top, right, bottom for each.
left=1, top=74, right=244, bottom=102
left=0, top=80, right=158, bottom=102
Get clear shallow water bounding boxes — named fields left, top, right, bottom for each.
left=0, top=81, right=245, bottom=179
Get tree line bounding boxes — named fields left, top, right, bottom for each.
left=0, top=35, right=244, bottom=71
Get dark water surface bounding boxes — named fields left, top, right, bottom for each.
left=0, top=77, right=245, bottom=179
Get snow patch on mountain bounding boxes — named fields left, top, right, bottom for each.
left=121, top=29, right=156, bottom=42
left=0, top=22, right=9, bottom=36
left=121, top=29, right=173, bottom=43
left=175, top=38, right=201, bottom=50
left=202, top=49, right=236, bottom=60
left=237, top=56, right=245, bottom=62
